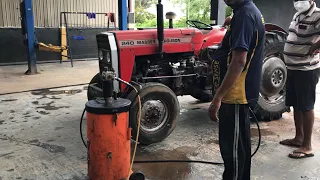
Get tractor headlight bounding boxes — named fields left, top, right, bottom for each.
left=98, top=50, right=111, bottom=63
left=98, top=50, right=104, bottom=61
left=105, top=51, right=111, bottom=63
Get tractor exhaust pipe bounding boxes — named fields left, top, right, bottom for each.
left=157, top=0, right=164, bottom=59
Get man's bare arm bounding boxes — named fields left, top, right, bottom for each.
left=214, top=49, right=248, bottom=100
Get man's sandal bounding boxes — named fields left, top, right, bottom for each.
left=288, top=151, right=314, bottom=159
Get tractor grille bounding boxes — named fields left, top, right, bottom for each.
left=96, top=33, right=112, bottom=71
left=95, top=32, right=120, bottom=91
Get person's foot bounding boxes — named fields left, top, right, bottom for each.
left=280, top=138, right=302, bottom=148
left=289, top=147, right=314, bottom=159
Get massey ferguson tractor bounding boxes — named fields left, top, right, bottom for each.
left=87, top=1, right=290, bottom=145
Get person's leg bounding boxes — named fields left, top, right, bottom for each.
left=300, top=110, right=314, bottom=150
left=219, top=103, right=238, bottom=180
left=280, top=70, right=303, bottom=147
left=289, top=69, right=319, bottom=158
left=293, top=109, right=304, bottom=142
left=237, top=104, right=251, bottom=180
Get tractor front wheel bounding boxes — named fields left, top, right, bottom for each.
left=87, top=73, right=103, bottom=100
left=127, top=83, right=180, bottom=145
left=87, top=75, right=179, bottom=145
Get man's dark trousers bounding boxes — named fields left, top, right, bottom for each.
left=219, top=103, right=251, bottom=180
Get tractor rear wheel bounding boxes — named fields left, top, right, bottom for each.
left=127, top=83, right=180, bottom=145
left=194, top=31, right=290, bottom=121
left=255, top=31, right=290, bottom=121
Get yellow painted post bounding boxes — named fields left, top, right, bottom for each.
left=60, top=27, right=68, bottom=61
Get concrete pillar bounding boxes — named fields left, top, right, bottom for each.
left=210, top=0, right=226, bottom=26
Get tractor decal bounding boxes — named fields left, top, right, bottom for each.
left=119, top=37, right=192, bottom=47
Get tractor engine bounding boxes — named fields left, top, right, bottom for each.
left=132, top=53, right=210, bottom=96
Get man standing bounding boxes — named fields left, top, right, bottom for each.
left=208, top=0, right=265, bottom=179
left=280, top=0, right=320, bottom=159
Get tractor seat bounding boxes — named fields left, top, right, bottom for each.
left=201, top=25, right=223, bottom=34
left=200, top=29, right=212, bottom=34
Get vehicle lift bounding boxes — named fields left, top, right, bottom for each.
left=19, top=0, right=129, bottom=75
left=20, top=0, right=68, bottom=75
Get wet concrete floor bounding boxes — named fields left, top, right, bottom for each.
left=0, top=85, right=320, bottom=180
left=0, top=62, right=320, bottom=179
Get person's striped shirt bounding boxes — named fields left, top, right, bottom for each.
left=284, top=2, right=320, bottom=71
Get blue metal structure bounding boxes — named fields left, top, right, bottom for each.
left=22, top=0, right=37, bottom=74
left=21, top=0, right=127, bottom=74
left=118, top=0, right=128, bottom=30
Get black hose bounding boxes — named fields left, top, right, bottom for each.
left=133, top=160, right=223, bottom=165
left=79, top=106, right=261, bottom=166
left=81, top=77, right=261, bottom=165
left=133, top=107, right=261, bottom=165
left=80, top=108, right=87, bottom=148
left=250, top=107, right=261, bottom=157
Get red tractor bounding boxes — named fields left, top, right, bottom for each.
left=87, top=1, right=289, bottom=145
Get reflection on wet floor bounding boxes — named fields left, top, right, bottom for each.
left=133, top=146, right=198, bottom=180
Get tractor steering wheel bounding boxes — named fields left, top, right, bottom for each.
left=186, top=20, right=213, bottom=30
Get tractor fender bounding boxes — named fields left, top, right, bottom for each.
left=264, top=23, right=288, bottom=35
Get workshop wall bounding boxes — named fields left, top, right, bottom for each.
left=0, top=0, right=119, bottom=64
left=254, top=0, right=320, bottom=30
left=0, top=0, right=119, bottom=27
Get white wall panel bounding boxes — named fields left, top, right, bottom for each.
left=0, top=0, right=118, bottom=28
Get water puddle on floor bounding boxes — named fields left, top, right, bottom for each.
left=36, top=101, right=70, bottom=111
left=28, top=139, right=66, bottom=153
left=133, top=146, right=197, bottom=180
left=251, top=128, right=276, bottom=137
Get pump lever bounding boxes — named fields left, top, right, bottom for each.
left=100, top=70, right=116, bottom=104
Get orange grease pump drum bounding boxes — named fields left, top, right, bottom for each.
left=85, top=98, right=132, bottom=180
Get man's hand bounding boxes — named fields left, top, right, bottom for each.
left=223, top=16, right=232, bottom=27
left=208, top=97, right=222, bottom=122
left=309, top=44, right=320, bottom=55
